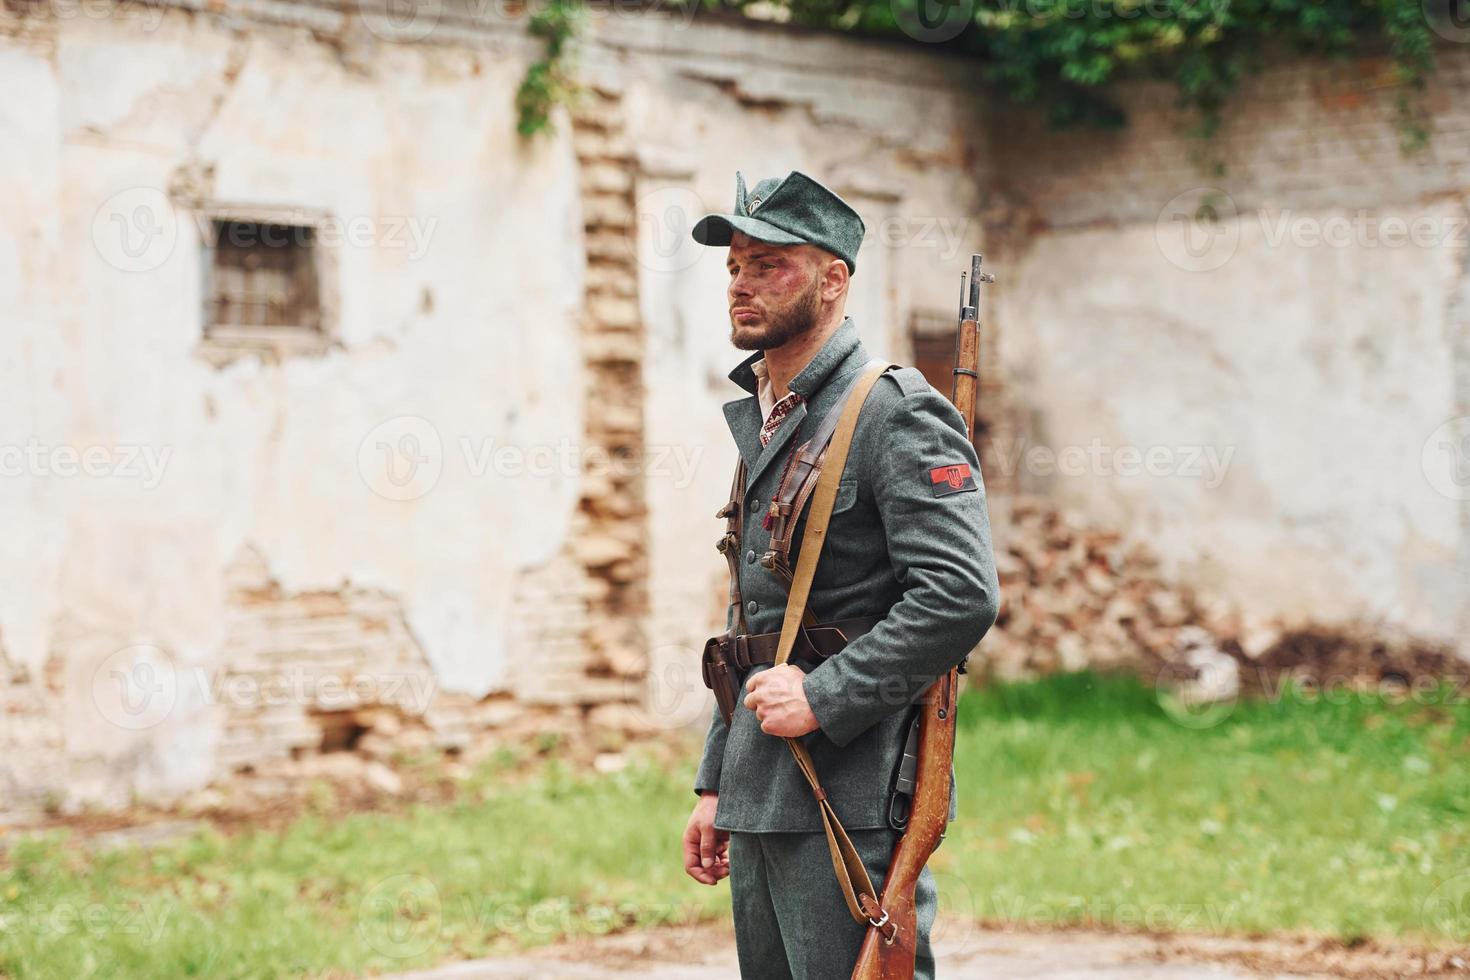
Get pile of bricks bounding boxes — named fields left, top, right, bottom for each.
left=977, top=497, right=1463, bottom=694
left=980, top=497, right=1228, bottom=680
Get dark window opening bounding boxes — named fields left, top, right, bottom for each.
left=206, top=220, right=321, bottom=331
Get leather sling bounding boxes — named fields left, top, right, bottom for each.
left=771, top=359, right=897, bottom=931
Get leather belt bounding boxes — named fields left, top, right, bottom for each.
left=732, top=614, right=883, bottom=671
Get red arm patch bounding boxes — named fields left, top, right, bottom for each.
left=928, top=462, right=976, bottom=496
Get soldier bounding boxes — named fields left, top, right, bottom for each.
left=680, top=169, right=1001, bottom=980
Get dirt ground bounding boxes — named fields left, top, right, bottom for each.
left=386, top=917, right=1469, bottom=979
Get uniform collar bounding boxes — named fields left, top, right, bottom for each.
left=726, top=316, right=861, bottom=399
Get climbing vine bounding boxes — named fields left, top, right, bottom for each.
left=515, top=0, right=584, bottom=138
left=517, top=0, right=1444, bottom=149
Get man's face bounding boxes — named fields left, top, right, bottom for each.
left=725, top=232, right=823, bottom=352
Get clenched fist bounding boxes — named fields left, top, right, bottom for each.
left=743, top=663, right=819, bottom=737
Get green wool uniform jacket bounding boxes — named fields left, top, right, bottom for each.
left=694, top=316, right=1001, bottom=833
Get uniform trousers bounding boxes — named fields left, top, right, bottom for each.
left=728, top=827, right=937, bottom=980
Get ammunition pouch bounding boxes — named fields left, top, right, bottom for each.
left=701, top=633, right=740, bottom=726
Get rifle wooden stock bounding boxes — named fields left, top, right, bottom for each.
left=851, top=669, right=958, bottom=979
left=853, top=265, right=986, bottom=979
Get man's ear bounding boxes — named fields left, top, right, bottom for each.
left=816, top=250, right=849, bottom=303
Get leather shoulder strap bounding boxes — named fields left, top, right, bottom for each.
left=772, top=359, right=896, bottom=929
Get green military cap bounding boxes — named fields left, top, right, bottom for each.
left=691, top=170, right=866, bottom=274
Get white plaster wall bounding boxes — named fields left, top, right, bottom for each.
left=1000, top=201, right=1467, bottom=642
left=0, top=8, right=584, bottom=800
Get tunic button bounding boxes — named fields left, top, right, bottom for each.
left=746, top=600, right=759, bottom=616
left=750, top=497, right=760, bottom=510
left=745, top=549, right=756, bottom=564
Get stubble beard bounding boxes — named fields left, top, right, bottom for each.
left=730, top=275, right=823, bottom=352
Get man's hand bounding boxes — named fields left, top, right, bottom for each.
left=683, top=792, right=729, bottom=885
left=743, top=664, right=819, bottom=737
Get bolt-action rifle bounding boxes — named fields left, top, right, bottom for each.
left=851, top=254, right=994, bottom=980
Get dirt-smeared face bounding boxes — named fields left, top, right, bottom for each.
left=725, top=231, right=823, bottom=352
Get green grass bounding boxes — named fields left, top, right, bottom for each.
left=943, top=671, right=1470, bottom=942
left=0, top=756, right=726, bottom=979
left=2, top=671, right=1467, bottom=978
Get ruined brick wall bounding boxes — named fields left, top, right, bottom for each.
left=984, top=44, right=1470, bottom=656
left=3, top=0, right=1467, bottom=820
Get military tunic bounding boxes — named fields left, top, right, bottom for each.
left=692, top=315, right=1000, bottom=979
